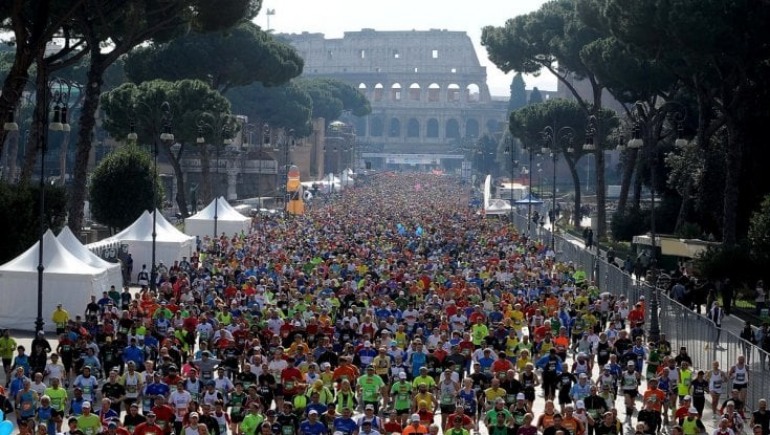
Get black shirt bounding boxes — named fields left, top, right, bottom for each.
left=752, top=409, right=770, bottom=435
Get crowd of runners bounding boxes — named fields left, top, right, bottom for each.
left=0, top=173, right=767, bottom=435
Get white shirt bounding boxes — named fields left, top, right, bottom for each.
left=169, top=390, right=192, bottom=421
left=45, top=362, right=65, bottom=382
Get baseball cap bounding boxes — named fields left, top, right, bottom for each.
left=308, top=410, right=318, bottom=415
left=683, top=395, right=692, bottom=401
left=399, top=372, right=407, bottom=379
left=82, top=401, right=91, bottom=408
left=579, top=373, right=588, bottom=378
left=365, top=404, right=375, bottom=410
left=411, top=414, right=420, bottom=422
left=364, top=341, right=372, bottom=347
left=189, top=412, right=199, bottom=418
left=516, top=393, right=526, bottom=400
left=576, top=400, right=585, bottom=409
left=688, top=407, right=698, bottom=414
left=108, top=421, right=118, bottom=428
left=627, top=361, right=635, bottom=366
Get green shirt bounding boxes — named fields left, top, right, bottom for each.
left=357, top=374, right=385, bottom=402
left=390, top=381, right=413, bottom=410
left=77, top=414, right=102, bottom=435
left=44, top=387, right=68, bottom=411
left=241, top=413, right=265, bottom=435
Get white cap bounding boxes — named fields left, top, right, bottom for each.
left=364, top=341, right=372, bottom=347
left=82, top=401, right=91, bottom=408
left=516, top=393, right=526, bottom=400
left=576, top=400, right=585, bottom=409
left=684, top=395, right=692, bottom=401
left=688, top=407, right=698, bottom=413
left=308, top=410, right=318, bottom=415
left=399, top=372, right=407, bottom=379
left=411, top=414, right=420, bottom=422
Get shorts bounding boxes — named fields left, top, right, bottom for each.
left=396, top=408, right=411, bottom=416
left=733, top=383, right=747, bottom=391
left=623, top=389, right=638, bottom=398
left=440, top=404, right=457, bottom=414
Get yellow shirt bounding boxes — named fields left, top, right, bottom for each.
left=484, top=387, right=507, bottom=403
left=51, top=309, right=69, bottom=326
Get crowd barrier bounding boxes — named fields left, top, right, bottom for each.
left=505, top=212, right=769, bottom=409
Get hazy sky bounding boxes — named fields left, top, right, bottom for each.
left=258, top=0, right=555, bottom=97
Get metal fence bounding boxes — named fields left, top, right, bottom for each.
left=506, top=211, right=769, bottom=408
left=655, top=287, right=770, bottom=409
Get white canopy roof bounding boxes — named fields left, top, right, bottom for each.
left=185, top=197, right=251, bottom=238
left=0, top=230, right=110, bottom=330
left=96, top=210, right=194, bottom=277
left=57, top=226, right=123, bottom=288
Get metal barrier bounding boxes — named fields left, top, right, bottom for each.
left=506, top=211, right=769, bottom=408
left=656, top=289, right=770, bottom=409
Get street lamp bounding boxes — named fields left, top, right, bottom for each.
left=541, top=124, right=575, bottom=250
left=628, top=101, right=688, bottom=343
left=583, top=115, right=600, bottom=281
left=503, top=145, right=518, bottom=221
left=527, top=145, right=535, bottom=235
left=153, top=101, right=174, bottom=292
left=32, top=78, right=71, bottom=332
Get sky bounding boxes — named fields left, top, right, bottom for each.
left=258, top=0, right=556, bottom=98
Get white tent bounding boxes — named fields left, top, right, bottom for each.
left=483, top=174, right=514, bottom=216
left=184, top=197, right=251, bottom=238
left=103, top=210, right=194, bottom=273
left=57, top=226, right=124, bottom=288
left=0, top=230, right=110, bottom=331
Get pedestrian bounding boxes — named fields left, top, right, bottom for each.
left=709, top=302, right=724, bottom=348
left=756, top=280, right=766, bottom=317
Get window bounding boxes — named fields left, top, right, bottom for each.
left=327, top=50, right=333, bottom=59
left=451, top=68, right=457, bottom=73
left=393, top=49, right=400, bottom=59
left=360, top=49, right=366, bottom=59
left=413, top=67, right=419, bottom=73
left=432, top=49, right=439, bottom=59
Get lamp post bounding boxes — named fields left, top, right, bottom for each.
left=583, top=115, right=600, bottom=281
left=33, top=78, right=71, bottom=332
left=526, top=146, right=535, bottom=234
left=503, top=145, right=518, bottom=221
left=153, top=101, right=174, bottom=292
left=541, top=124, right=575, bottom=251
left=627, top=102, right=688, bottom=343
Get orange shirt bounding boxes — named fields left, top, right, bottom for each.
left=643, top=388, right=667, bottom=412
left=402, top=424, right=429, bottom=435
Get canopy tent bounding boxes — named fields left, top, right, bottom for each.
left=57, top=226, right=123, bottom=288
left=0, top=230, right=110, bottom=331
left=485, top=198, right=514, bottom=216
left=98, top=210, right=194, bottom=274
left=184, top=197, right=251, bottom=238
left=515, top=194, right=544, bottom=205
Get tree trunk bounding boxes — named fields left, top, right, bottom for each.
left=674, top=181, right=692, bottom=233
left=20, top=64, right=49, bottom=184
left=566, top=156, right=582, bottom=229
left=592, top=88, right=607, bottom=240
left=0, top=60, right=34, bottom=159
left=632, top=161, right=643, bottom=210
left=200, top=144, right=212, bottom=202
left=616, top=148, right=638, bottom=215
left=58, top=131, right=70, bottom=185
left=722, top=116, right=741, bottom=247
left=3, top=130, right=20, bottom=182
left=67, top=53, right=105, bottom=234
left=162, top=143, right=189, bottom=217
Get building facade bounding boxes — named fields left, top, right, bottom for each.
left=281, top=29, right=509, bottom=169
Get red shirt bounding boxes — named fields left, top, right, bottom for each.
left=134, top=422, right=165, bottom=435
left=280, top=367, right=304, bottom=395
left=151, top=404, right=175, bottom=433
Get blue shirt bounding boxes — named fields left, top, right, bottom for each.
left=333, top=417, right=359, bottom=435
left=300, top=420, right=329, bottom=435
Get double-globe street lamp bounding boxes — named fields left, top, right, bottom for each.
left=541, top=124, right=575, bottom=251
left=626, top=101, right=688, bottom=343
left=197, top=116, right=233, bottom=239
left=33, top=78, right=72, bottom=332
